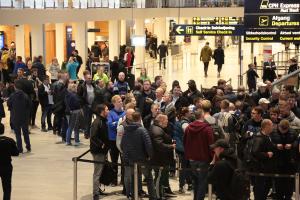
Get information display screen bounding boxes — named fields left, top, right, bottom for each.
left=192, top=17, right=241, bottom=25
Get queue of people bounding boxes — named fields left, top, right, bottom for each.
left=1, top=39, right=300, bottom=200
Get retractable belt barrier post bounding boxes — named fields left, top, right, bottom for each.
left=134, top=163, right=139, bottom=200
left=72, top=150, right=300, bottom=200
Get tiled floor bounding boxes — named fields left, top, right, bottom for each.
left=0, top=39, right=291, bottom=200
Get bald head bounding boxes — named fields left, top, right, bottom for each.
left=261, top=119, right=273, bottom=135
left=126, top=108, right=135, bottom=121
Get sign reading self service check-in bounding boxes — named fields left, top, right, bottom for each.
left=244, top=0, right=300, bottom=42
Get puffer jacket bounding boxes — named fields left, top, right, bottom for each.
left=121, top=122, right=153, bottom=164
left=282, top=112, right=300, bottom=129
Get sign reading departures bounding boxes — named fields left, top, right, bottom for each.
left=244, top=0, right=300, bottom=42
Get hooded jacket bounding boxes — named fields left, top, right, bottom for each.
left=207, top=148, right=237, bottom=200
left=184, top=120, right=214, bottom=162
left=121, top=122, right=153, bottom=164
left=200, top=45, right=213, bottom=62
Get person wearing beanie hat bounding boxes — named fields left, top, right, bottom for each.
left=0, top=123, right=19, bottom=200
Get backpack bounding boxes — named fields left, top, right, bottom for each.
left=99, top=161, right=117, bottom=186
left=229, top=168, right=251, bottom=200
left=238, top=134, right=258, bottom=169
left=172, top=120, right=188, bottom=153
left=216, top=112, right=232, bottom=138
left=204, top=118, right=225, bottom=142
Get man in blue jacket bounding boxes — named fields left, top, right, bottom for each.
left=107, top=95, right=125, bottom=185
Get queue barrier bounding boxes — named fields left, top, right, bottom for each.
left=72, top=149, right=300, bottom=200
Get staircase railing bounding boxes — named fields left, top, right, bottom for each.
left=272, top=68, right=300, bottom=88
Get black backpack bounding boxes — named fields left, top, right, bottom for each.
left=229, top=168, right=251, bottom=200
left=99, top=162, right=117, bottom=186
left=204, top=119, right=225, bottom=142
left=238, top=134, right=258, bottom=169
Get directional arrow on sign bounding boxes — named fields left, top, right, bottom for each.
left=176, top=26, right=184, bottom=34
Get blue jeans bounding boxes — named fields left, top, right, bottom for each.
left=178, top=153, right=192, bottom=188
left=190, top=161, right=209, bottom=200
left=14, top=123, right=31, bottom=153
left=41, top=104, right=53, bottom=129
left=66, top=110, right=81, bottom=144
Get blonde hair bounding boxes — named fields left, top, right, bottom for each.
left=111, top=95, right=121, bottom=104
left=68, top=83, right=77, bottom=93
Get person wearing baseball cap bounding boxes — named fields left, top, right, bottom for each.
left=207, top=139, right=237, bottom=200
left=258, top=98, right=270, bottom=119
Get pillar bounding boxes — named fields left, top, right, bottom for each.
left=120, top=20, right=127, bottom=46
left=15, top=25, right=25, bottom=59
left=154, top=17, right=167, bottom=44
left=30, top=24, right=45, bottom=63
left=55, top=23, right=64, bottom=64
left=74, top=22, right=87, bottom=71
left=134, top=18, right=145, bottom=66
left=109, top=20, right=120, bottom=60
left=87, top=21, right=95, bottom=51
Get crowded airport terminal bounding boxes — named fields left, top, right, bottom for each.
left=0, top=0, right=300, bottom=199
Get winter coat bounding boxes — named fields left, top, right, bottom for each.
left=67, top=62, right=79, bottom=80
left=252, top=132, right=275, bottom=173
left=90, top=115, right=110, bottom=155
left=32, top=61, right=46, bottom=81
left=207, top=148, right=237, bottom=200
left=200, top=45, right=213, bottom=62
left=271, top=128, right=298, bottom=173
left=184, top=120, right=214, bottom=162
left=281, top=111, right=300, bottom=129
left=149, top=124, right=174, bottom=166
left=213, top=47, right=224, bottom=65
left=7, top=90, right=31, bottom=127
left=121, top=122, right=153, bottom=164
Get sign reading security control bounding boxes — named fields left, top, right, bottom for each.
left=173, top=25, right=243, bottom=36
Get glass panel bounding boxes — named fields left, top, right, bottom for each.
left=1, top=0, right=13, bottom=7
left=45, top=0, right=55, bottom=7
left=72, top=0, right=79, bottom=7
left=87, top=0, right=94, bottom=7
left=80, top=0, right=87, bottom=8
left=35, top=0, right=44, bottom=8
left=102, top=0, right=108, bottom=7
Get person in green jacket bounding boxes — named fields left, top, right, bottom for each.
left=93, top=66, right=109, bottom=85
left=200, top=42, right=213, bottom=78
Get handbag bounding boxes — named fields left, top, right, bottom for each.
left=99, top=161, right=117, bottom=186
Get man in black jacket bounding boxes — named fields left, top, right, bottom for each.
left=0, top=61, right=10, bottom=84
left=182, top=80, right=203, bottom=106
left=38, top=75, right=53, bottom=132
left=252, top=119, right=275, bottom=200
left=32, top=55, right=46, bottom=81
left=157, top=41, right=168, bottom=70
left=137, top=80, right=156, bottom=118
left=208, top=139, right=237, bottom=200
left=77, top=73, right=95, bottom=139
left=271, top=120, right=298, bottom=200
left=90, top=104, right=110, bottom=200
left=0, top=123, right=19, bottom=200
left=121, top=111, right=155, bottom=199
left=149, top=114, right=176, bottom=199
left=52, top=71, right=68, bottom=141
left=8, top=80, right=31, bottom=153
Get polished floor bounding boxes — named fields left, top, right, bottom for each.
left=0, top=39, right=294, bottom=200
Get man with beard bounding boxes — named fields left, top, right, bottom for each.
left=113, top=72, right=130, bottom=99
left=137, top=79, right=156, bottom=118
left=77, top=73, right=95, bottom=139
